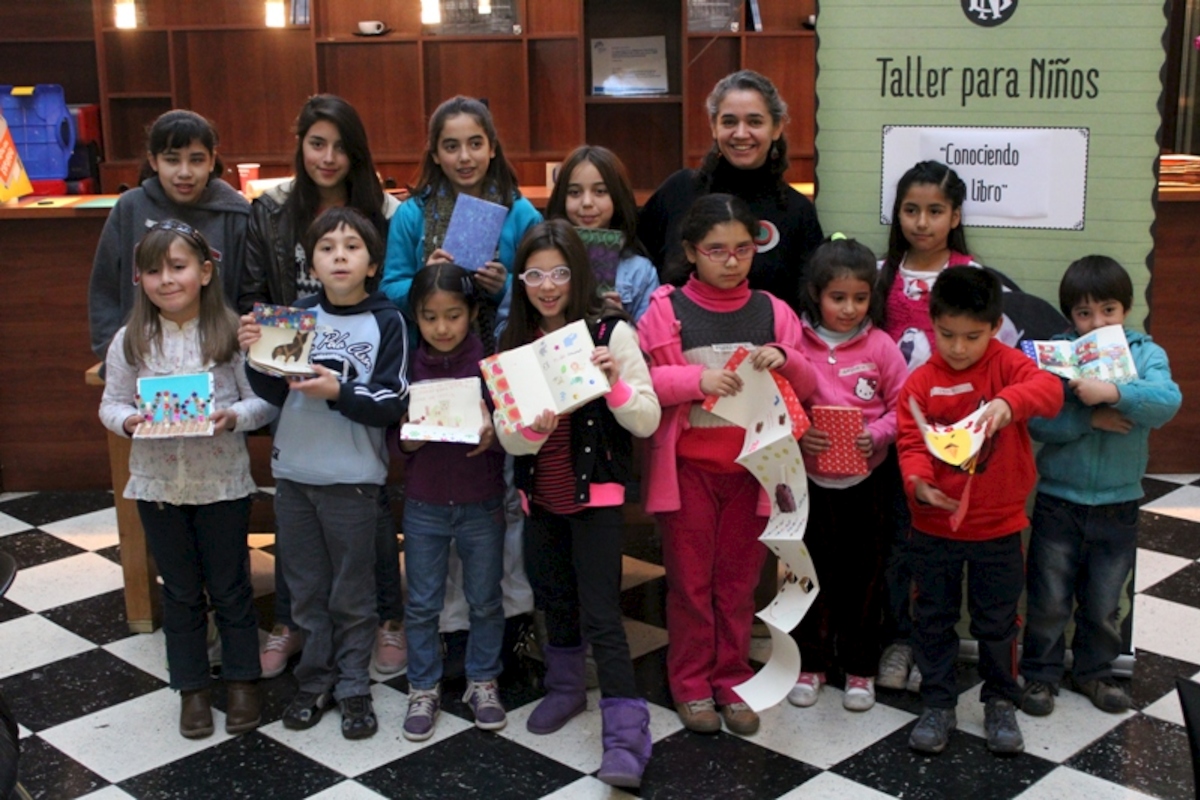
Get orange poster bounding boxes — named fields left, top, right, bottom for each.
left=0, top=113, right=33, bottom=202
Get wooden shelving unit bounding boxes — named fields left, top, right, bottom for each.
left=0, top=0, right=815, bottom=193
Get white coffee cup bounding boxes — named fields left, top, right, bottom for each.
left=357, top=20, right=385, bottom=34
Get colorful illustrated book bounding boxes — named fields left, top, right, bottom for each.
left=811, top=406, right=868, bottom=476
left=479, top=319, right=610, bottom=433
left=1020, top=324, right=1138, bottom=384
left=247, top=303, right=317, bottom=378
left=133, top=373, right=214, bottom=438
left=441, top=193, right=508, bottom=272
left=401, top=378, right=484, bottom=444
left=575, top=227, right=624, bottom=293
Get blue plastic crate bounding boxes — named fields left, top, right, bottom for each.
left=0, top=84, right=77, bottom=180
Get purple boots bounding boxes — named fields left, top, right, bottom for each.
left=597, top=697, right=652, bottom=789
left=526, top=643, right=588, bottom=734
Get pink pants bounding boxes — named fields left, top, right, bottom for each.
left=659, top=460, right=767, bottom=705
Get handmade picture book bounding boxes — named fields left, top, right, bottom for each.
left=133, top=373, right=214, bottom=438
left=479, top=320, right=610, bottom=433
left=698, top=346, right=820, bottom=712
left=575, top=227, right=624, bottom=294
left=247, top=303, right=317, bottom=378
left=441, top=193, right=508, bottom=272
left=401, top=378, right=485, bottom=444
left=1020, top=324, right=1138, bottom=384
left=907, top=397, right=990, bottom=531
left=811, top=405, right=869, bottom=476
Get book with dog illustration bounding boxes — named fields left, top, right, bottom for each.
left=1020, top=324, right=1138, bottom=384
left=133, top=373, right=215, bottom=438
left=247, top=303, right=317, bottom=377
left=441, top=193, right=508, bottom=272
left=401, top=378, right=485, bottom=444
left=479, top=320, right=610, bottom=433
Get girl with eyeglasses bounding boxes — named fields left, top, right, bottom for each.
left=495, top=220, right=660, bottom=790
left=637, top=193, right=817, bottom=737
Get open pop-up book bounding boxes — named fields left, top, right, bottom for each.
left=247, top=303, right=317, bottom=378
left=908, top=397, right=991, bottom=531
left=479, top=320, right=610, bottom=433
left=133, top=373, right=214, bottom=438
left=401, top=378, right=485, bottom=444
left=1020, top=324, right=1138, bottom=384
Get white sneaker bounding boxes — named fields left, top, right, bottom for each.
left=907, top=663, right=923, bottom=693
left=787, top=672, right=825, bottom=707
left=843, top=675, right=876, bottom=711
left=876, top=643, right=913, bottom=690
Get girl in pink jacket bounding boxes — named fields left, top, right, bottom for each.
left=787, top=236, right=908, bottom=713
left=638, top=194, right=816, bottom=737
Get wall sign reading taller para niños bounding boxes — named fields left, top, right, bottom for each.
left=814, top=0, right=1165, bottom=311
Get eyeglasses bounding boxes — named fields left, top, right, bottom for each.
left=519, top=265, right=571, bottom=287
left=694, top=244, right=757, bottom=262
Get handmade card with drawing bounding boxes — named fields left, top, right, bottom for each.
left=479, top=320, right=610, bottom=432
left=401, top=378, right=485, bottom=444
left=133, top=373, right=215, bottom=438
left=441, top=193, right=508, bottom=272
left=247, top=303, right=317, bottom=378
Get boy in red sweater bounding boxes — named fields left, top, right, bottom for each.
left=896, top=267, right=1062, bottom=756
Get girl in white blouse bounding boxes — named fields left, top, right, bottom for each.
left=99, top=220, right=276, bottom=740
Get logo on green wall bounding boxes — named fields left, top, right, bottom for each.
left=961, top=0, right=1017, bottom=27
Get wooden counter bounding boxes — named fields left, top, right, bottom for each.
left=0, top=197, right=113, bottom=491
left=1148, top=186, right=1200, bottom=473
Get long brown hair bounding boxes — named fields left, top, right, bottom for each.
left=546, top=145, right=647, bottom=259
left=122, top=222, right=239, bottom=367
left=287, top=95, right=388, bottom=243
left=409, top=96, right=519, bottom=207
left=498, top=220, right=612, bottom=352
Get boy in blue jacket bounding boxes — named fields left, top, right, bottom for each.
left=1020, top=255, right=1181, bottom=716
left=242, top=208, right=409, bottom=739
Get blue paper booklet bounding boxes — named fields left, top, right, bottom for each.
left=442, top=194, right=508, bottom=272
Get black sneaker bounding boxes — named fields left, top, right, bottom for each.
left=909, top=707, right=956, bottom=754
left=282, top=690, right=329, bottom=730
left=1020, top=680, right=1056, bottom=716
left=339, top=694, right=378, bottom=740
left=1070, top=676, right=1131, bottom=713
left=984, top=698, right=1024, bottom=754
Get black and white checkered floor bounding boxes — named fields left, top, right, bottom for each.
left=3, top=476, right=1199, bottom=799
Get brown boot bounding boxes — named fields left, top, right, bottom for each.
left=225, top=681, right=261, bottom=734
left=180, top=688, right=214, bottom=739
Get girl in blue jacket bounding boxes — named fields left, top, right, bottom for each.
left=380, top=95, right=541, bottom=354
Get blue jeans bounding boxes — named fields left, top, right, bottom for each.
left=138, top=497, right=259, bottom=691
left=403, top=497, right=506, bottom=690
left=275, top=480, right=379, bottom=701
left=1021, top=493, right=1138, bottom=686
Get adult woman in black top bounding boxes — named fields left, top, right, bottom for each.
left=638, top=69, right=823, bottom=311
